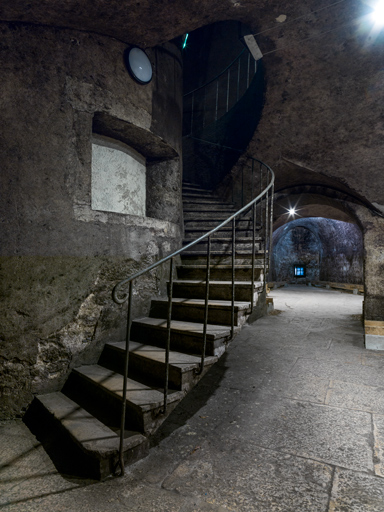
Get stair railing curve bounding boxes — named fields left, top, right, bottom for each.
left=183, top=48, right=257, bottom=136
left=112, top=157, right=274, bottom=476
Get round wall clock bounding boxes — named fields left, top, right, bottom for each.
left=124, top=47, right=153, bottom=85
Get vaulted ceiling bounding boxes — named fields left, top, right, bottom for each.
left=2, top=0, right=383, bottom=218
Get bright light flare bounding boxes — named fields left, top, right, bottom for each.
left=372, top=0, right=384, bottom=26
left=288, top=208, right=296, bottom=216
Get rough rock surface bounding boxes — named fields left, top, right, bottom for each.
left=0, top=22, right=183, bottom=418
left=272, top=218, right=364, bottom=285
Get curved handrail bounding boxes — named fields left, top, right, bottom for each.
left=182, top=48, right=257, bottom=137
left=112, top=156, right=274, bottom=477
left=112, top=159, right=274, bottom=303
left=184, top=48, right=246, bottom=98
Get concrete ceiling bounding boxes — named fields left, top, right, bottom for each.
left=1, top=0, right=383, bottom=214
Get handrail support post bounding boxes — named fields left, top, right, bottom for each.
left=198, top=236, right=211, bottom=375
left=117, top=280, right=133, bottom=477
left=231, top=218, right=236, bottom=338
left=163, top=257, right=174, bottom=413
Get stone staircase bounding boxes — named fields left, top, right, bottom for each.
left=25, top=181, right=267, bottom=480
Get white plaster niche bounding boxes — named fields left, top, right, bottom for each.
left=91, top=134, right=146, bottom=217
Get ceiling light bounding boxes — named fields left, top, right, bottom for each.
left=372, top=0, right=384, bottom=26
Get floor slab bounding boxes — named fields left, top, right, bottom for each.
left=213, top=398, right=374, bottom=472
left=2, top=285, right=384, bottom=512
left=329, top=467, right=384, bottom=512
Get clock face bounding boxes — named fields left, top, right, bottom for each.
left=124, top=47, right=153, bottom=85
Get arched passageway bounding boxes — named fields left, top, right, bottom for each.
left=271, top=217, right=364, bottom=286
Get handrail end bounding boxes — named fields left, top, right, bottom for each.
left=112, top=282, right=129, bottom=305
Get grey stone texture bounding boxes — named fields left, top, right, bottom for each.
left=272, top=223, right=322, bottom=283
left=1, top=1, right=381, bottom=214
left=271, top=217, right=364, bottom=285
left=0, top=22, right=183, bottom=419
left=2, top=286, right=384, bottom=511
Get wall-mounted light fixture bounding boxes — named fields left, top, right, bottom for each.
left=124, top=47, right=153, bottom=85
left=182, top=33, right=189, bottom=50
left=242, top=34, right=263, bottom=61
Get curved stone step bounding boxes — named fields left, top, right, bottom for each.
left=65, top=365, right=185, bottom=435
left=170, top=279, right=263, bottom=301
left=100, top=340, right=217, bottom=391
left=176, top=264, right=264, bottom=281
left=183, top=238, right=262, bottom=252
left=180, top=254, right=267, bottom=266
left=130, top=316, right=238, bottom=356
left=184, top=228, right=257, bottom=238
left=181, top=249, right=265, bottom=257
left=183, top=211, right=252, bottom=220
left=150, top=297, right=251, bottom=326
left=34, top=392, right=148, bottom=480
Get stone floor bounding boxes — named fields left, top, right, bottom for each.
left=2, top=285, right=384, bottom=511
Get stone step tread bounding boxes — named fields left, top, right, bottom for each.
left=184, top=223, right=255, bottom=229
left=183, top=212, right=253, bottom=217
left=74, top=365, right=184, bottom=412
left=183, top=207, right=238, bottom=212
left=183, top=212, right=239, bottom=217
left=182, top=186, right=213, bottom=192
left=177, top=264, right=264, bottom=269
left=182, top=184, right=213, bottom=191
left=185, top=226, right=261, bottom=233
left=151, top=297, right=251, bottom=310
left=106, top=340, right=217, bottom=373
left=183, top=201, right=233, bottom=206
left=184, top=230, right=257, bottom=237
left=182, top=188, right=215, bottom=194
left=183, top=221, right=254, bottom=226
left=183, top=237, right=262, bottom=243
left=182, top=193, right=217, bottom=199
left=132, top=316, right=237, bottom=339
left=183, top=207, right=234, bottom=212
left=183, top=196, right=230, bottom=201
left=36, top=392, right=145, bottom=456
left=181, top=250, right=265, bottom=256
left=172, top=279, right=263, bottom=287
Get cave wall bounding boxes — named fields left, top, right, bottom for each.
left=0, top=22, right=183, bottom=419
left=318, top=219, right=364, bottom=284
left=272, top=225, right=321, bottom=283
left=271, top=218, right=363, bottom=284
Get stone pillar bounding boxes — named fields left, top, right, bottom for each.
left=361, top=213, right=384, bottom=350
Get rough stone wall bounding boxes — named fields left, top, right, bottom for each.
left=271, top=218, right=363, bottom=284
left=318, top=220, right=363, bottom=284
left=238, top=1, right=384, bottom=210
left=0, top=23, right=183, bottom=418
left=353, top=206, right=384, bottom=322
left=272, top=226, right=321, bottom=283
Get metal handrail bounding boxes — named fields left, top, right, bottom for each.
left=112, top=157, right=274, bottom=476
left=183, top=48, right=257, bottom=137
left=184, top=49, right=246, bottom=98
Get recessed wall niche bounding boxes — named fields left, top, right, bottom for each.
left=91, top=134, right=146, bottom=217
